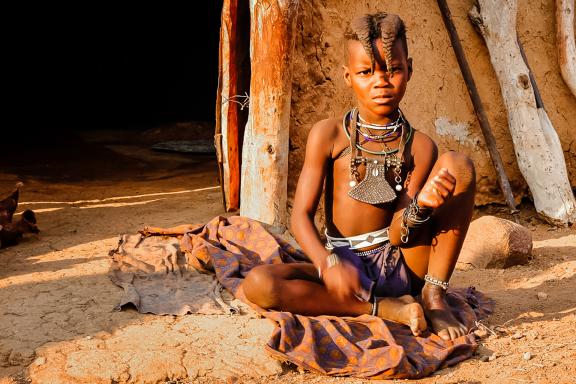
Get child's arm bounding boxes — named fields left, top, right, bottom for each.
left=291, top=119, right=361, bottom=298
left=388, top=131, right=439, bottom=245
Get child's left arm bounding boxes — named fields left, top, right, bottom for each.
left=388, top=131, right=438, bottom=246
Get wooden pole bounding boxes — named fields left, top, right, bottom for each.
left=217, top=0, right=251, bottom=212
left=469, top=0, right=576, bottom=224
left=436, top=0, right=517, bottom=213
left=240, top=0, right=299, bottom=227
left=556, top=0, right=576, bottom=98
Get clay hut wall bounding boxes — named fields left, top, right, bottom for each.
left=286, top=0, right=575, bottom=223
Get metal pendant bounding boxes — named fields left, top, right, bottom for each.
left=348, top=162, right=397, bottom=204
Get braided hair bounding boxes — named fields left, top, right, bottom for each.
left=344, top=12, right=408, bottom=72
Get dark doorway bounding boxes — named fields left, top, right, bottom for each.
left=3, top=4, right=224, bottom=182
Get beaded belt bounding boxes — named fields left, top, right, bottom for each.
left=325, top=227, right=390, bottom=250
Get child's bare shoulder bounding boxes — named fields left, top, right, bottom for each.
left=411, top=130, right=438, bottom=163
left=306, top=117, right=343, bottom=157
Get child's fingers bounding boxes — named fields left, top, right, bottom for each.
left=433, top=173, right=456, bottom=189
left=430, top=179, right=450, bottom=197
left=438, top=168, right=456, bottom=183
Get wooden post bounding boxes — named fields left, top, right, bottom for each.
left=556, top=0, right=576, bottom=97
left=216, top=0, right=250, bottom=212
left=436, top=0, right=517, bottom=214
left=240, top=0, right=299, bottom=227
left=469, top=0, right=576, bottom=224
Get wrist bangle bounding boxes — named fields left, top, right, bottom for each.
left=317, top=252, right=340, bottom=278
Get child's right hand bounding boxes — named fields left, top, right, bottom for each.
left=416, top=168, right=456, bottom=209
left=322, top=260, right=362, bottom=301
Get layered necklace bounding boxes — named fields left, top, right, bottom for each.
left=343, top=107, right=413, bottom=204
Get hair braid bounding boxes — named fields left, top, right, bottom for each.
left=378, top=13, right=404, bottom=70
left=349, top=14, right=377, bottom=71
left=345, top=12, right=408, bottom=71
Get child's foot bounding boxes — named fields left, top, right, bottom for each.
left=376, top=295, right=427, bottom=336
left=421, top=283, right=467, bottom=341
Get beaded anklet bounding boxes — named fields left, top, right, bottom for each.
left=424, top=274, right=449, bottom=290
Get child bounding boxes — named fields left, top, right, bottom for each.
left=243, top=12, right=476, bottom=341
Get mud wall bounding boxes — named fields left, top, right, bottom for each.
left=287, top=0, right=575, bottom=216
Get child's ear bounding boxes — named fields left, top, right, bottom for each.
left=407, top=58, right=413, bottom=81
left=343, top=65, right=352, bottom=87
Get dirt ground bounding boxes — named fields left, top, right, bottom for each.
left=0, top=133, right=575, bottom=384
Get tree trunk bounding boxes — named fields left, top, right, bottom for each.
left=556, top=0, right=576, bottom=97
left=240, top=0, right=299, bottom=227
left=469, top=0, right=576, bottom=224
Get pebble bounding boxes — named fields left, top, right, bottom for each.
left=523, top=352, right=532, bottom=361
left=537, top=292, right=548, bottom=300
left=474, top=329, right=488, bottom=339
left=488, top=353, right=497, bottom=361
left=511, top=332, right=524, bottom=340
left=34, top=357, right=46, bottom=366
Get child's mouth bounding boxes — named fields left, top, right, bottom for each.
left=372, top=95, right=393, bottom=104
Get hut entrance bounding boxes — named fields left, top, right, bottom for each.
left=216, top=0, right=252, bottom=212
left=2, top=7, right=223, bottom=190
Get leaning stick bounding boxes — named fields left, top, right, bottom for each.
left=436, top=0, right=517, bottom=213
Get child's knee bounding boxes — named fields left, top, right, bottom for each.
left=438, top=152, right=475, bottom=188
left=243, top=265, right=282, bottom=309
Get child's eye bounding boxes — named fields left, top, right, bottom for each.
left=389, top=67, right=402, bottom=73
left=357, top=69, right=371, bottom=75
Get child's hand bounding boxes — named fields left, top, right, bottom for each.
left=416, top=168, right=456, bottom=209
left=322, top=260, right=361, bottom=301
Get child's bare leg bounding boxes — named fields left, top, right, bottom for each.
left=402, top=152, right=475, bottom=340
left=243, top=264, right=426, bottom=335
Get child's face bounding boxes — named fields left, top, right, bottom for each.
left=343, top=38, right=412, bottom=121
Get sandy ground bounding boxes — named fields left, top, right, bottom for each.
left=0, top=134, right=575, bottom=384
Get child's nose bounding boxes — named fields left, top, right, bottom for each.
left=373, top=70, right=391, bottom=87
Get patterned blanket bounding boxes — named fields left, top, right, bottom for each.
left=109, top=215, right=493, bottom=379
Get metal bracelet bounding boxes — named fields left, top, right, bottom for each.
left=401, top=194, right=433, bottom=243
left=317, top=252, right=341, bottom=279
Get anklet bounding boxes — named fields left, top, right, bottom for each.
left=424, top=274, right=449, bottom=290
left=371, top=296, right=378, bottom=316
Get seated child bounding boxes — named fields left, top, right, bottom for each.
left=243, top=12, right=476, bottom=341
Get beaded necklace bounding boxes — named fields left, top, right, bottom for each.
left=343, top=108, right=413, bottom=204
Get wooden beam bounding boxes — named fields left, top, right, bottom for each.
left=240, top=0, right=299, bottom=227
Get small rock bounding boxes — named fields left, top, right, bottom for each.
left=488, top=353, right=497, bottom=361
left=523, top=352, right=532, bottom=361
left=474, top=328, right=488, bottom=339
left=537, top=292, right=548, bottom=300
left=34, top=357, right=46, bottom=366
left=480, top=355, right=490, bottom=362
left=511, top=332, right=524, bottom=340
left=85, top=336, right=92, bottom=340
